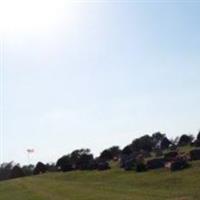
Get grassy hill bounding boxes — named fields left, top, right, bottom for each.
left=0, top=161, right=200, bottom=200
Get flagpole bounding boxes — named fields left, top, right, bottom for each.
left=27, top=151, right=30, bottom=165
left=26, top=149, right=34, bottom=165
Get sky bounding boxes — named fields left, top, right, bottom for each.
left=0, top=0, right=200, bottom=165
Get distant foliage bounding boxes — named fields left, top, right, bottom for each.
left=100, top=146, right=121, bottom=161
left=170, top=158, right=189, bottom=171
left=33, top=162, right=47, bottom=175
left=22, top=165, right=34, bottom=176
left=131, top=135, right=153, bottom=152
left=0, top=162, right=13, bottom=181
left=71, top=149, right=94, bottom=170
left=178, top=134, right=193, bottom=146
left=1, top=130, right=200, bottom=182
left=46, top=163, right=58, bottom=172
left=160, top=137, right=171, bottom=150
left=135, top=162, right=147, bottom=172
left=190, top=149, right=200, bottom=161
left=56, top=149, right=94, bottom=172
left=10, top=165, right=25, bottom=179
left=121, top=145, right=132, bottom=155
left=56, top=155, right=73, bottom=172
left=96, top=160, right=110, bottom=171
left=197, top=131, right=200, bottom=141
left=152, top=132, right=166, bottom=148
left=164, top=151, right=178, bottom=162
left=147, top=158, right=165, bottom=170
left=194, top=131, right=200, bottom=147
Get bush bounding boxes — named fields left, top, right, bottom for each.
left=56, top=155, right=73, bottom=172
left=169, top=145, right=177, bottom=151
left=121, top=145, right=132, bottom=155
left=178, top=134, right=193, bottom=146
left=170, top=158, right=189, bottom=171
left=147, top=158, right=165, bottom=169
left=194, top=140, right=200, bottom=147
left=120, top=152, right=138, bottom=170
left=197, top=131, right=200, bottom=141
left=46, top=163, right=58, bottom=172
left=190, top=149, right=200, bottom=161
left=131, top=135, right=153, bottom=152
left=161, top=137, right=171, bottom=150
left=75, top=154, right=94, bottom=170
left=97, top=161, right=110, bottom=171
left=22, top=165, right=34, bottom=176
left=135, top=162, right=147, bottom=172
left=33, top=162, right=47, bottom=175
left=123, top=159, right=135, bottom=171
left=10, top=165, right=25, bottom=179
left=154, top=149, right=163, bottom=157
left=0, top=162, right=13, bottom=181
left=164, top=151, right=178, bottom=161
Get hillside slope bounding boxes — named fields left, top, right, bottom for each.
left=0, top=161, right=200, bottom=200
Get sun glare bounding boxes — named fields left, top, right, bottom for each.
left=0, top=0, right=72, bottom=36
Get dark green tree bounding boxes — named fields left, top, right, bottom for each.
left=10, top=165, right=25, bottom=179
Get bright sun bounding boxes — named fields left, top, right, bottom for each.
left=0, top=0, right=72, bottom=36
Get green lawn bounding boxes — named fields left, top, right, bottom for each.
left=0, top=161, right=200, bottom=200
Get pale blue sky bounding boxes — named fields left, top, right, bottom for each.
left=1, top=1, right=200, bottom=164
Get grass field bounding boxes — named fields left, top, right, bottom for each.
left=0, top=160, right=200, bottom=200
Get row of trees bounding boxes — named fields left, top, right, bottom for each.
left=0, top=131, right=200, bottom=181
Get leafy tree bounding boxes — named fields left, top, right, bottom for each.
left=135, top=162, right=147, bottom=172
left=100, top=146, right=121, bottom=161
left=70, top=149, right=94, bottom=170
left=178, top=134, right=193, bottom=146
left=46, top=163, right=57, bottom=172
left=22, top=165, right=34, bottom=176
left=194, top=131, right=200, bottom=147
left=121, top=145, right=132, bottom=155
left=56, top=155, right=73, bottom=172
left=197, top=131, right=200, bottom=141
left=171, top=136, right=179, bottom=146
left=0, top=162, right=13, bottom=181
left=75, top=153, right=94, bottom=170
left=131, top=135, right=153, bottom=152
left=109, top=146, right=121, bottom=158
left=152, top=132, right=165, bottom=147
left=100, top=149, right=113, bottom=161
left=160, top=137, right=171, bottom=149
left=33, top=162, right=47, bottom=175
left=96, top=161, right=110, bottom=171
left=10, top=165, right=25, bottom=179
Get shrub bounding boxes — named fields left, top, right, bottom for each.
left=194, top=140, right=200, bottom=147
left=121, top=145, right=132, bottom=155
left=0, top=162, right=13, bottom=181
left=10, top=165, right=25, bottom=179
left=97, top=161, right=110, bottom=171
left=161, top=137, right=171, bottom=150
left=131, top=135, right=153, bottom=152
left=154, top=149, right=163, bottom=157
left=164, top=151, right=178, bottom=161
left=22, top=165, right=34, bottom=176
left=135, top=162, right=147, bottom=172
left=56, top=155, right=73, bottom=172
left=46, top=163, right=58, bottom=172
left=33, top=162, right=47, bottom=175
left=170, top=158, right=189, bottom=171
left=178, top=134, right=193, bottom=146
left=123, top=159, right=135, bottom=171
left=147, top=158, right=165, bottom=169
left=190, top=149, right=200, bottom=161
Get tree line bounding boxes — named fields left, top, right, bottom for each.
left=1, top=131, right=200, bottom=181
